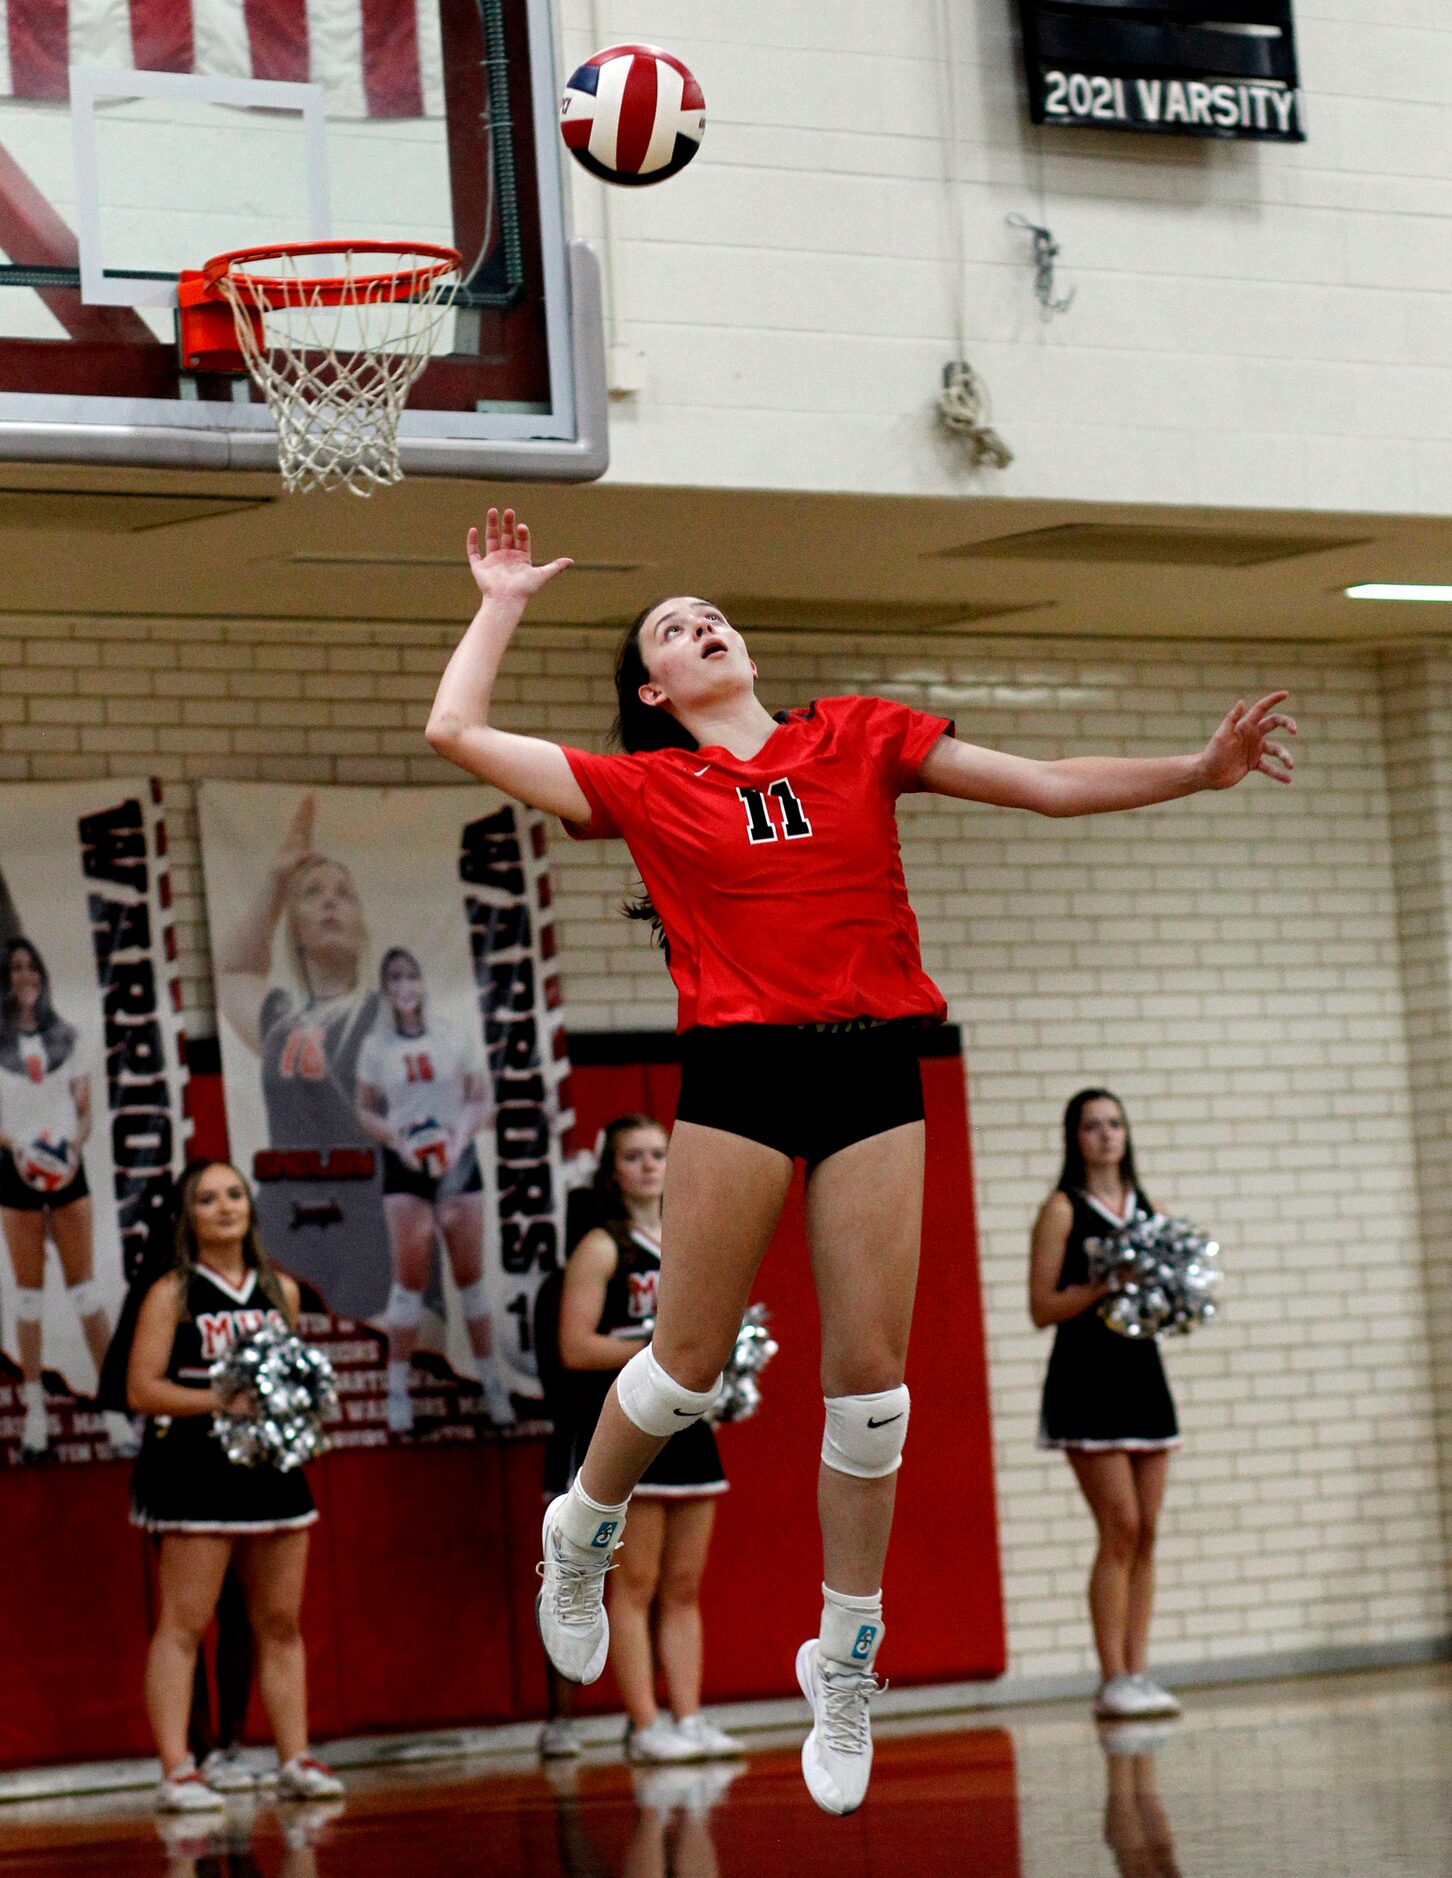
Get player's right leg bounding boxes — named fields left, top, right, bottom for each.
left=2, top=1206, right=49, bottom=1455
left=538, top=1120, right=793, bottom=1684
left=381, top=1193, right=434, bottom=1433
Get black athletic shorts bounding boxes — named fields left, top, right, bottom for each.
left=675, top=1019, right=926, bottom=1166
left=380, top=1143, right=483, bottom=1204
left=0, top=1149, right=89, bottom=1213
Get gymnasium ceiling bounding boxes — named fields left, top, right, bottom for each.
left=0, top=466, right=1448, bottom=645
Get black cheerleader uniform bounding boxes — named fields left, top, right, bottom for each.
left=1038, top=1190, right=1180, bottom=1453
left=130, top=1264, right=319, bottom=1535
left=559, top=1223, right=727, bottom=1500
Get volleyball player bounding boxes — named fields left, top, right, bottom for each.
left=426, top=508, right=1296, bottom=1816
left=356, top=947, right=514, bottom=1431
left=215, top=795, right=390, bottom=1320
left=0, top=937, right=131, bottom=1457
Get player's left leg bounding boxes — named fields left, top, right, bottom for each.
left=381, top=1192, right=434, bottom=1433
left=437, top=1189, right=514, bottom=1426
left=1124, top=1450, right=1178, bottom=1714
left=798, top=1117, right=925, bottom=1816
left=657, top=1496, right=744, bottom=1758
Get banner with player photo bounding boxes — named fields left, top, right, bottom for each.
left=197, top=782, right=572, bottom=1447
left=0, top=778, right=187, bottom=1466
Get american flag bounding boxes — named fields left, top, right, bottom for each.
left=0, top=0, right=444, bottom=119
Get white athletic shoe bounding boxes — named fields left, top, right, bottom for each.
left=386, top=1390, right=414, bottom=1435
left=156, top=1762, right=227, bottom=1812
left=1095, top=1674, right=1168, bottom=1720
left=537, top=1717, right=584, bottom=1759
left=276, top=1754, right=344, bottom=1800
left=1129, top=1674, right=1182, bottom=1717
left=626, top=1717, right=704, bottom=1764
left=535, top=1495, right=614, bottom=1685
left=671, top=1712, right=747, bottom=1759
left=796, top=1639, right=880, bottom=1816
left=200, top=1747, right=257, bottom=1793
left=478, top=1368, right=517, bottom=1428
left=21, top=1399, right=48, bottom=1456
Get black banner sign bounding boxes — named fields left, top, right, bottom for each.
left=1017, top=3, right=1305, bottom=143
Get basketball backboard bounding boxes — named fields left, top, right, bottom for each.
left=0, top=0, right=605, bottom=481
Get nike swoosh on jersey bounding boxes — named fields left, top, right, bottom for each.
left=693, top=766, right=709, bottom=777
left=867, top=1413, right=904, bottom=1428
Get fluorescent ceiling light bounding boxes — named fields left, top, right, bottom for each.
left=1346, top=584, right=1452, bottom=602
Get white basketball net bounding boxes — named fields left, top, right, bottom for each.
left=216, top=247, right=462, bottom=497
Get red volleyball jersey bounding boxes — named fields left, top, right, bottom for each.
left=562, top=694, right=952, bottom=1031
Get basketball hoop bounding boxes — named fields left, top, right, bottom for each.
left=177, top=240, right=463, bottom=496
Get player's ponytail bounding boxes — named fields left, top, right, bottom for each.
left=612, top=606, right=696, bottom=947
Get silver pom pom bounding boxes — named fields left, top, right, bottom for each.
left=709, top=1304, right=779, bottom=1426
left=210, top=1320, right=338, bottom=1471
left=1084, top=1215, right=1221, bottom=1341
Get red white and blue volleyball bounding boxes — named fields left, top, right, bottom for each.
left=560, top=44, right=705, bottom=186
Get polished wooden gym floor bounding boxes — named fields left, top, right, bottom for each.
left=0, top=1667, right=1447, bottom=1876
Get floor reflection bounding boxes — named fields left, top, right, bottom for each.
left=0, top=1666, right=1447, bottom=1877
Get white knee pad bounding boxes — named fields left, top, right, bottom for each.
left=456, top=1277, right=490, bottom=1319
left=15, top=1286, right=44, bottom=1324
left=67, top=1278, right=105, bottom=1319
left=387, top=1282, right=425, bottom=1331
left=616, top=1345, right=722, bottom=1439
left=822, top=1385, right=911, bottom=1479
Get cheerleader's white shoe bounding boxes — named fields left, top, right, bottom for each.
left=277, top=1754, right=344, bottom=1800
left=156, top=1761, right=227, bottom=1812
left=1095, top=1675, right=1166, bottom=1720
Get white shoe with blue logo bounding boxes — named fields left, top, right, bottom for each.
left=796, top=1639, right=880, bottom=1816
left=536, top=1493, right=616, bottom=1684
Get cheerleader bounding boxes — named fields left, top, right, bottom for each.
left=558, top=1115, right=742, bottom=1764
left=214, top=795, right=389, bottom=1319
left=128, top=1160, right=342, bottom=1810
left=355, top=947, right=514, bottom=1431
left=0, top=937, right=130, bottom=1457
left=1031, top=1089, right=1181, bottom=1721
left=427, top=508, right=1295, bottom=1815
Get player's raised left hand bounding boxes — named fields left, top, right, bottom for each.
left=467, top=507, right=573, bottom=606
left=1199, top=693, right=1297, bottom=789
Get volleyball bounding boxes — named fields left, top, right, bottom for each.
left=402, top=1117, right=451, bottom=1178
left=18, top=1131, right=72, bottom=1194
left=560, top=44, right=705, bottom=186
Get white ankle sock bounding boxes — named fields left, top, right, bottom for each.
left=22, top=1380, right=44, bottom=1412
left=820, top=1583, right=885, bottom=1670
left=387, top=1361, right=409, bottom=1395
left=557, top=1479, right=628, bottom=1557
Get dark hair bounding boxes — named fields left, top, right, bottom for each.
left=591, top=1112, right=667, bottom=1229
left=614, top=603, right=700, bottom=944
left=172, top=1160, right=287, bottom=1318
left=0, top=937, right=77, bottom=1076
left=1055, top=1087, right=1150, bottom=1209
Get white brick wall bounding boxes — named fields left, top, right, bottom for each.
left=4, top=608, right=1446, bottom=1680
left=560, top=2, right=1452, bottom=514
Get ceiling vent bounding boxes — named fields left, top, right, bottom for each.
left=937, top=523, right=1370, bottom=567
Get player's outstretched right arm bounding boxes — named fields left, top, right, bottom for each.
left=426, top=508, right=592, bottom=823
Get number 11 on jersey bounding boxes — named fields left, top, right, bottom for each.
left=737, top=779, right=813, bottom=844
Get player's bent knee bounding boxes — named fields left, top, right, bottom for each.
left=386, top=1282, right=425, bottom=1330
left=821, top=1385, right=911, bottom=1479
left=617, top=1345, right=722, bottom=1439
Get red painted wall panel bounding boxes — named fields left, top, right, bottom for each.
left=0, top=1044, right=1002, bottom=1768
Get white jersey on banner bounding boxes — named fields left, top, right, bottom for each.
left=357, top=1021, right=487, bottom=1169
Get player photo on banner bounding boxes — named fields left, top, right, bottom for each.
left=0, top=778, right=186, bottom=1466
left=198, top=782, right=571, bottom=1444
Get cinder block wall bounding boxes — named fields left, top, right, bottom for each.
left=4, top=607, right=1445, bottom=1684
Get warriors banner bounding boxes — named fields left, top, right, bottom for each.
left=198, top=783, right=571, bottom=1445
left=0, top=778, right=187, bottom=1466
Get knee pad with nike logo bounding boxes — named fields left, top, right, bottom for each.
left=616, top=1344, right=723, bottom=1439
left=821, top=1385, right=911, bottom=1479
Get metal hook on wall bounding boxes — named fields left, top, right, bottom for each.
left=1006, top=213, right=1075, bottom=317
